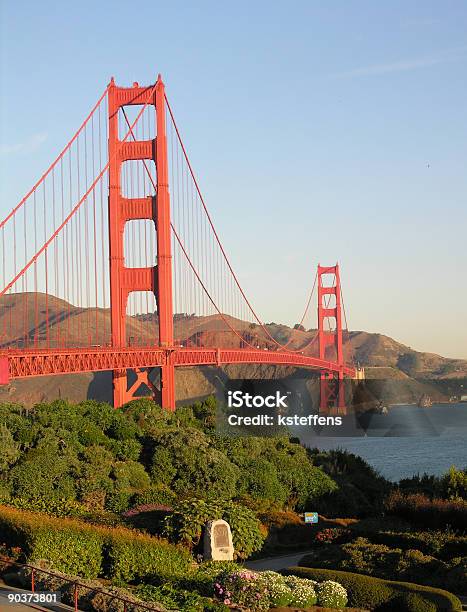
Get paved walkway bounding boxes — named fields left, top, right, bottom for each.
left=244, top=549, right=312, bottom=571
left=0, top=583, right=73, bottom=611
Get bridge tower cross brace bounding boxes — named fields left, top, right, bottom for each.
left=108, top=76, right=175, bottom=410
left=318, top=264, right=346, bottom=412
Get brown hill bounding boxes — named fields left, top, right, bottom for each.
left=0, top=292, right=466, bottom=406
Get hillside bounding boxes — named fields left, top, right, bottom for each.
left=0, top=292, right=466, bottom=406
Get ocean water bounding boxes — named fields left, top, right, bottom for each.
left=298, top=403, right=467, bottom=481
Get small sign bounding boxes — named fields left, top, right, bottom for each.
left=304, top=512, right=318, bottom=524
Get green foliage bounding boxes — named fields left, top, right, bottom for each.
left=149, top=428, right=240, bottom=499
left=163, top=497, right=265, bottom=559
left=385, top=490, right=467, bottom=530
left=440, top=465, right=467, bottom=501
left=316, top=579, right=348, bottom=608
left=214, top=435, right=337, bottom=510
left=178, top=560, right=244, bottom=595
left=299, top=536, right=466, bottom=592
left=355, top=526, right=467, bottom=560
left=398, top=465, right=467, bottom=501
left=104, top=527, right=192, bottom=582
left=0, top=505, right=103, bottom=578
left=211, top=569, right=340, bottom=611
left=284, top=566, right=462, bottom=611
left=238, top=458, right=288, bottom=504
left=135, top=583, right=228, bottom=612
left=0, top=505, right=192, bottom=582
left=18, top=563, right=165, bottom=611
left=0, top=424, right=20, bottom=472
left=5, top=497, right=87, bottom=518
left=309, top=448, right=390, bottom=516
left=131, top=483, right=176, bottom=507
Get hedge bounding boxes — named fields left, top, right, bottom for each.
left=105, top=527, right=192, bottom=582
left=282, top=567, right=462, bottom=611
left=0, top=505, right=192, bottom=581
left=385, top=491, right=467, bottom=530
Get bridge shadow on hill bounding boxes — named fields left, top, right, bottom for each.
left=87, top=371, right=113, bottom=403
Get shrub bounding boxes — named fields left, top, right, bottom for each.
left=316, top=579, right=348, bottom=608
left=283, top=567, right=462, bottom=611
left=213, top=570, right=270, bottom=611
left=135, top=582, right=222, bottom=611
left=355, top=526, right=466, bottom=560
left=4, top=497, right=87, bottom=518
left=0, top=505, right=192, bottom=582
left=149, top=429, right=240, bottom=500
left=440, top=466, right=467, bottom=501
left=239, top=459, right=288, bottom=505
left=131, top=484, right=176, bottom=508
left=177, top=560, right=244, bottom=596
left=212, top=569, right=342, bottom=611
left=163, top=497, right=265, bottom=559
left=105, top=527, right=192, bottom=582
left=0, top=505, right=103, bottom=578
left=299, top=537, right=465, bottom=590
left=309, top=448, right=390, bottom=516
left=283, top=575, right=317, bottom=607
left=385, top=490, right=467, bottom=530
left=258, top=571, right=293, bottom=607
left=314, top=527, right=351, bottom=545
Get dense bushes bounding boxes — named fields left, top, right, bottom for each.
left=399, top=466, right=467, bottom=501
left=283, top=566, right=462, bottom=611
left=299, top=537, right=467, bottom=593
left=309, top=448, right=390, bottom=517
left=212, top=569, right=347, bottom=610
left=0, top=505, right=192, bottom=581
left=353, top=525, right=467, bottom=560
left=385, top=490, right=467, bottom=530
left=213, top=436, right=338, bottom=510
left=0, top=399, right=339, bottom=518
left=163, top=497, right=265, bottom=559
left=148, top=428, right=241, bottom=500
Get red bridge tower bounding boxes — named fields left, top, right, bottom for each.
left=318, top=264, right=346, bottom=412
left=108, top=76, right=175, bottom=410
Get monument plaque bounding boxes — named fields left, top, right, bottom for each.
left=203, top=519, right=234, bottom=560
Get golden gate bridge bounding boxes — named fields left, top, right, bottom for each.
left=0, top=75, right=356, bottom=411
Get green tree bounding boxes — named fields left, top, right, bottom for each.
left=440, top=465, right=467, bottom=500
left=150, top=428, right=240, bottom=499
left=0, top=424, right=20, bottom=473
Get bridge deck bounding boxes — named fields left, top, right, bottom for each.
left=0, top=347, right=355, bottom=382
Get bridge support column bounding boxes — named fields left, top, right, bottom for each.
left=108, top=76, right=175, bottom=410
left=0, top=357, right=9, bottom=385
left=161, top=364, right=175, bottom=410
left=318, top=264, right=347, bottom=413
left=113, top=369, right=127, bottom=407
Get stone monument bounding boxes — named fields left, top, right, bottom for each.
left=203, top=519, right=234, bottom=560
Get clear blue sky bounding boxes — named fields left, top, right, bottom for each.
left=1, top=1, right=466, bottom=358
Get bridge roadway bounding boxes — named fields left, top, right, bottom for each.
left=0, top=346, right=355, bottom=383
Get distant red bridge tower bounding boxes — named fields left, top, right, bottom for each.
left=318, top=264, right=346, bottom=412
